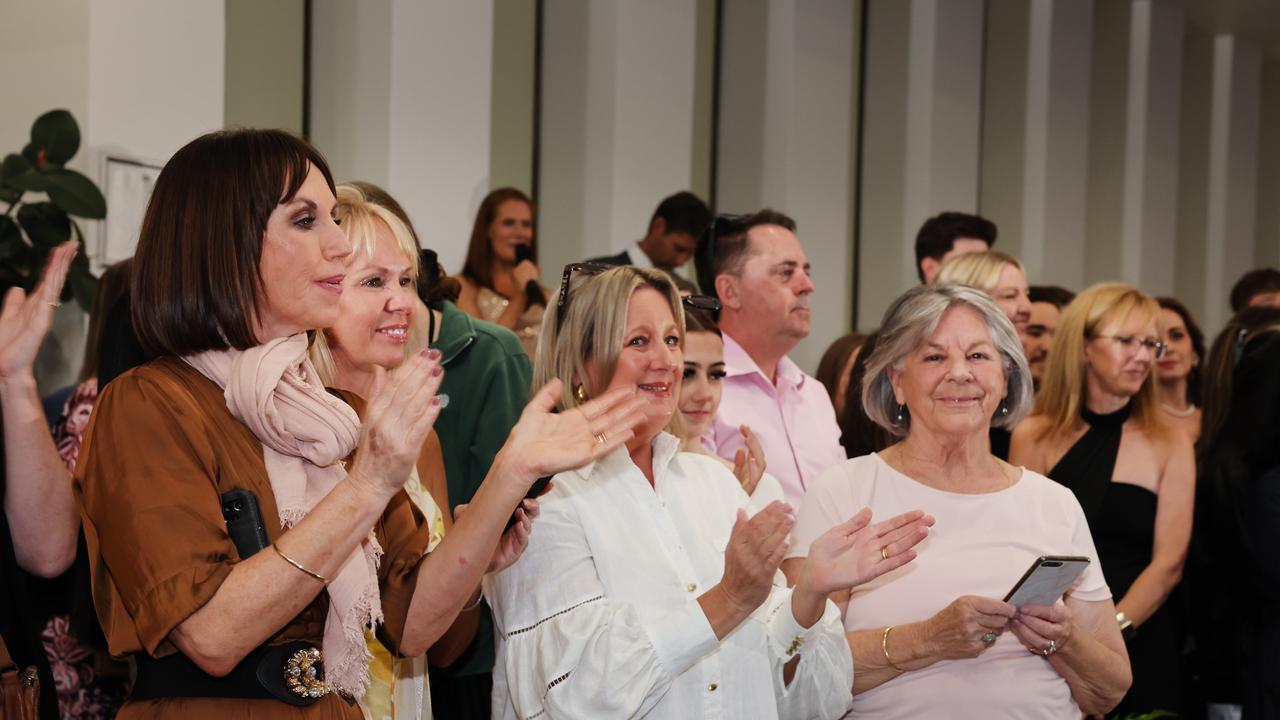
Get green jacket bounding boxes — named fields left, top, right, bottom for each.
left=430, top=300, right=532, bottom=677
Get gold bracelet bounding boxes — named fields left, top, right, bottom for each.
left=882, top=625, right=907, bottom=673
left=273, top=543, right=326, bottom=583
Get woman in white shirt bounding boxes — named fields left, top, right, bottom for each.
left=484, top=264, right=933, bottom=719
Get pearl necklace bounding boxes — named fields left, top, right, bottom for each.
left=1161, top=403, right=1198, bottom=418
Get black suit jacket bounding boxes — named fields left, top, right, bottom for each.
left=585, top=249, right=634, bottom=266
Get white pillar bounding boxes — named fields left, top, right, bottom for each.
left=310, top=0, right=494, bottom=275
left=1119, top=0, right=1183, bottom=294
left=1019, top=0, right=1092, bottom=290
left=538, top=0, right=698, bottom=278
left=86, top=0, right=225, bottom=164
left=858, top=0, right=983, bottom=328
left=1201, top=35, right=1261, bottom=330
left=1258, top=62, right=1280, bottom=268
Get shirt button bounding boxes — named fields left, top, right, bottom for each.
left=659, top=501, right=667, bottom=509
left=687, top=583, right=697, bottom=592
left=708, top=682, right=718, bottom=692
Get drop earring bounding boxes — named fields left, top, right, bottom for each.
left=574, top=384, right=588, bottom=402
left=999, top=400, right=1010, bottom=416
left=895, top=404, right=905, bottom=424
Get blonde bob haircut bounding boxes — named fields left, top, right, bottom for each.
left=933, top=250, right=1024, bottom=293
left=533, top=265, right=685, bottom=412
left=309, top=182, right=426, bottom=386
left=862, top=284, right=1033, bottom=437
left=1033, top=282, right=1166, bottom=441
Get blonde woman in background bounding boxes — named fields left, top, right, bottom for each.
left=310, top=185, right=642, bottom=719
left=1011, top=283, right=1194, bottom=717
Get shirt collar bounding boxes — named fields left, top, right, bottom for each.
left=628, top=241, right=655, bottom=268
left=720, top=332, right=806, bottom=390
left=570, top=431, right=682, bottom=482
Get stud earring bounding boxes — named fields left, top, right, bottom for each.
left=574, top=384, right=588, bottom=402
left=999, top=401, right=1010, bottom=416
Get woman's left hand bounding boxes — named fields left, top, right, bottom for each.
left=1008, top=600, right=1074, bottom=657
left=799, top=507, right=934, bottom=595
left=455, top=498, right=540, bottom=574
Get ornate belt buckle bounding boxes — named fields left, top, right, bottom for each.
left=283, top=646, right=328, bottom=700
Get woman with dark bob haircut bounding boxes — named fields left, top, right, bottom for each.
left=74, top=129, right=646, bottom=718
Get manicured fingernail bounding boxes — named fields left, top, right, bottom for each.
left=427, top=348, right=441, bottom=360
left=432, top=365, right=443, bottom=376
left=431, top=396, right=441, bottom=407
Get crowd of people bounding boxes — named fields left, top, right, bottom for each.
left=2, top=126, right=1279, bottom=719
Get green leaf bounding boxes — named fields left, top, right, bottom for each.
left=7, top=171, right=51, bottom=193
left=30, top=109, right=80, bottom=166
left=43, top=168, right=106, bottom=219
left=20, top=143, right=38, bottom=166
left=0, top=187, right=18, bottom=205
left=0, top=217, right=23, bottom=262
left=16, top=202, right=72, bottom=248
left=1, top=154, right=31, bottom=182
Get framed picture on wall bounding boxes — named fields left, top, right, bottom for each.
left=94, top=151, right=164, bottom=272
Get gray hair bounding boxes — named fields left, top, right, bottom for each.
left=862, top=284, right=1033, bottom=436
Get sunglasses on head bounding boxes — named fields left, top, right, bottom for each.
left=555, top=262, right=721, bottom=329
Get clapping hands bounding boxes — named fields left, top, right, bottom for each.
left=797, top=508, right=934, bottom=596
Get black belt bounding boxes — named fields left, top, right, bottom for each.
left=131, top=640, right=332, bottom=707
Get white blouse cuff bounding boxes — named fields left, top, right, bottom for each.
left=765, top=591, right=837, bottom=659
left=647, top=599, right=720, bottom=676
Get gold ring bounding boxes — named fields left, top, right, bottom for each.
left=880, top=546, right=889, bottom=561
left=594, top=432, right=607, bottom=445
left=47, top=301, right=61, bottom=309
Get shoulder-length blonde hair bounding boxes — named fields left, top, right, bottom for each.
left=309, top=183, right=427, bottom=387
left=1034, top=282, right=1166, bottom=441
left=533, top=265, right=684, bottom=412
left=934, top=250, right=1024, bottom=293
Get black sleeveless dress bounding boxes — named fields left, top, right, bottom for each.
left=1048, top=404, right=1182, bottom=717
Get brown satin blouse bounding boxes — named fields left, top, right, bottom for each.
left=75, top=358, right=434, bottom=719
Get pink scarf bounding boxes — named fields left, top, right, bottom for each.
left=185, top=333, right=381, bottom=697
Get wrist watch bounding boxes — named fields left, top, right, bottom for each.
left=1116, top=611, right=1135, bottom=640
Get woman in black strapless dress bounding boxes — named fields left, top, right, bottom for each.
left=1012, top=284, right=1195, bottom=718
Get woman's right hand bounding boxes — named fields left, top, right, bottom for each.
left=0, top=241, right=76, bottom=389
left=512, top=258, right=540, bottom=294
left=493, top=379, right=647, bottom=488
left=348, top=349, right=446, bottom=497
left=922, top=595, right=1017, bottom=660
left=718, top=501, right=794, bottom=615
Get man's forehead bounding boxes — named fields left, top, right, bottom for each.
left=745, top=224, right=806, bottom=263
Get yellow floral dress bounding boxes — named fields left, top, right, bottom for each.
left=361, top=468, right=447, bottom=720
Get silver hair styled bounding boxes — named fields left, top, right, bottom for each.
left=862, top=283, right=1033, bottom=436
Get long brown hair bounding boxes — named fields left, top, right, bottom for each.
left=1033, top=282, right=1166, bottom=441
left=461, top=188, right=536, bottom=289
left=79, top=258, right=133, bottom=381
left=1199, top=306, right=1280, bottom=461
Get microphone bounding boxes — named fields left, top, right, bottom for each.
left=514, top=244, right=545, bottom=308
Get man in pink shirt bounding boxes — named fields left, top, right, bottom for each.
left=693, top=210, right=846, bottom=506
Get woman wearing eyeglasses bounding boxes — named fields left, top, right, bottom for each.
left=484, top=264, right=933, bottom=719
left=1010, top=283, right=1194, bottom=718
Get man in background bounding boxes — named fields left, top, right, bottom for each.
left=590, top=191, right=711, bottom=275
left=915, top=211, right=998, bottom=284
left=695, top=210, right=844, bottom=507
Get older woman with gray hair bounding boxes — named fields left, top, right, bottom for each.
left=782, top=284, right=1131, bottom=719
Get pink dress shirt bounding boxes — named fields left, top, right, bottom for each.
left=703, top=332, right=846, bottom=507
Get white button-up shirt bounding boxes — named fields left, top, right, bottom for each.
left=484, top=433, right=853, bottom=719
